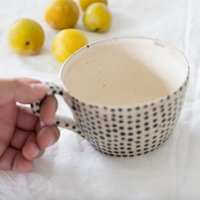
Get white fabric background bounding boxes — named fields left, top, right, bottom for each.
left=0, top=0, right=199, bottom=199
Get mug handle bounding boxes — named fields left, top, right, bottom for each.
left=30, top=82, right=85, bottom=138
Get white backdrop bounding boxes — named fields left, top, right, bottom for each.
left=0, top=0, right=199, bottom=199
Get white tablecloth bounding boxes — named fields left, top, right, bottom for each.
left=0, top=0, right=199, bottom=199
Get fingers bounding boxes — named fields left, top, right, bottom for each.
left=16, top=105, right=38, bottom=131
left=0, top=147, right=33, bottom=173
left=37, top=125, right=60, bottom=150
left=0, top=78, right=47, bottom=105
left=10, top=128, right=31, bottom=150
left=40, top=95, right=58, bottom=125
left=22, top=132, right=45, bottom=161
left=0, top=124, right=60, bottom=172
left=12, top=151, right=33, bottom=173
left=16, top=93, right=57, bottom=130
left=12, top=104, right=60, bottom=164
left=20, top=121, right=60, bottom=160
left=10, top=122, right=59, bottom=163
left=11, top=77, right=41, bottom=84
left=0, top=77, right=60, bottom=173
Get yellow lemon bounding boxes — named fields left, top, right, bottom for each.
left=7, top=19, right=45, bottom=56
left=52, top=29, right=88, bottom=62
left=45, top=0, right=79, bottom=30
left=79, top=0, right=107, bottom=11
left=83, top=3, right=112, bottom=33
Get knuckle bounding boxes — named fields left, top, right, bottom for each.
left=12, top=79, right=22, bottom=90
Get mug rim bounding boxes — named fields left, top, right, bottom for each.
left=59, top=36, right=190, bottom=108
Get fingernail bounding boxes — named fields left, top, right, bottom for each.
left=49, top=136, right=56, bottom=146
left=31, top=83, right=47, bottom=92
left=33, top=147, right=40, bottom=158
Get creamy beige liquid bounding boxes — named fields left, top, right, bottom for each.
left=63, top=41, right=185, bottom=106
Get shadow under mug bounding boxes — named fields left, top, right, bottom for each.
left=31, top=36, right=189, bottom=157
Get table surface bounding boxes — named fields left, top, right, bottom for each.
left=0, top=0, right=199, bottom=199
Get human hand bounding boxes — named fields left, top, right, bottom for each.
left=0, top=78, right=60, bottom=173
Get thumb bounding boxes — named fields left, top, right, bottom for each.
left=0, top=78, right=47, bottom=105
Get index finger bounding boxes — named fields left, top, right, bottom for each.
left=12, top=77, right=41, bottom=84
left=0, top=78, right=47, bottom=105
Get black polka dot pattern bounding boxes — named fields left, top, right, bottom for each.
left=31, top=75, right=189, bottom=157
left=31, top=82, right=85, bottom=138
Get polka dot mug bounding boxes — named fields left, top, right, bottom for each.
left=31, top=36, right=189, bottom=157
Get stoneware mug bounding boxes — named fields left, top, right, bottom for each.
left=31, top=36, right=189, bottom=157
